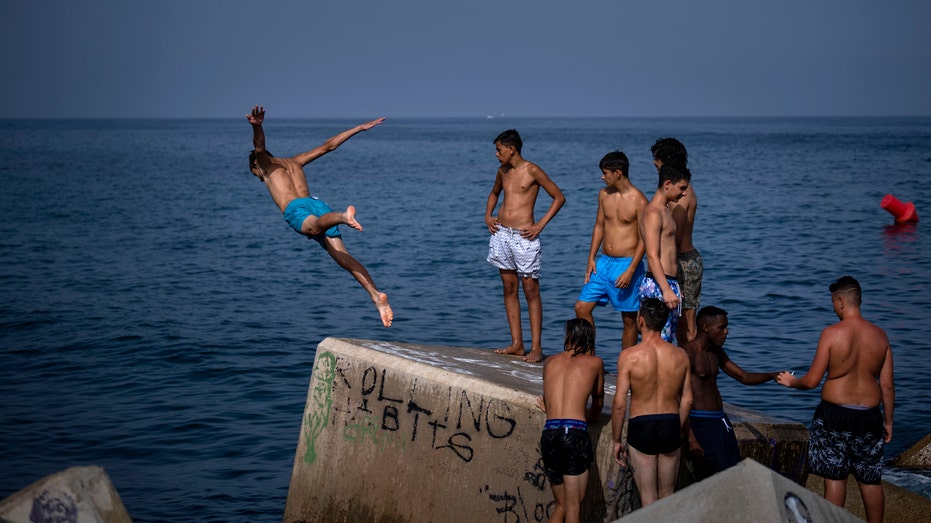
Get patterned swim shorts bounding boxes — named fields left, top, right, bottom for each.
left=638, top=274, right=680, bottom=344
left=677, top=249, right=703, bottom=310
left=487, top=225, right=542, bottom=279
left=808, top=401, right=884, bottom=485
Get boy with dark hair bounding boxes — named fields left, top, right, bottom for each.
left=246, top=105, right=393, bottom=327
left=651, top=137, right=702, bottom=344
left=613, top=297, right=692, bottom=506
left=539, top=318, right=605, bottom=523
left=777, top=276, right=894, bottom=523
left=485, top=129, right=566, bottom=362
left=575, top=151, right=649, bottom=350
left=683, top=306, right=780, bottom=479
left=638, top=164, right=690, bottom=343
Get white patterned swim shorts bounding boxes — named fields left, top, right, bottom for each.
left=487, top=225, right=542, bottom=279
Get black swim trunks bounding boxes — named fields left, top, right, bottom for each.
left=808, top=401, right=884, bottom=485
left=688, top=410, right=740, bottom=479
left=540, top=419, right=594, bottom=485
left=626, top=413, right=681, bottom=455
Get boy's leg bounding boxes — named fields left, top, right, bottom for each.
left=677, top=308, right=697, bottom=346
left=822, top=478, right=847, bottom=507
left=621, top=311, right=638, bottom=349
left=560, top=470, right=590, bottom=523
left=628, top=446, right=658, bottom=506
left=574, top=301, right=597, bottom=327
left=549, top=482, right=566, bottom=523
left=656, top=449, right=681, bottom=501
left=522, top=276, right=543, bottom=363
left=321, top=237, right=393, bottom=327
left=495, top=269, right=526, bottom=357
left=857, top=481, right=884, bottom=523
left=300, top=206, right=363, bottom=236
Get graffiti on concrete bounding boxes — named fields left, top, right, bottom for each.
left=337, top=363, right=517, bottom=462
left=29, top=489, right=77, bottom=523
left=303, top=351, right=337, bottom=464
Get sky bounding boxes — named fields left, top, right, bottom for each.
left=2, top=0, right=929, bottom=119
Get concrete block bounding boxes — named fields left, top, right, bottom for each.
left=283, top=338, right=811, bottom=523
left=610, top=458, right=859, bottom=523
left=0, top=466, right=132, bottom=523
left=891, top=431, right=931, bottom=469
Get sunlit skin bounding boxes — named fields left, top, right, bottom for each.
left=247, top=105, right=393, bottom=327
left=485, top=139, right=565, bottom=363
left=776, top=284, right=894, bottom=523
left=574, top=166, right=648, bottom=349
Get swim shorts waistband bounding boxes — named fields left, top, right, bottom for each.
left=821, top=400, right=880, bottom=413
left=601, top=255, right=635, bottom=262
left=629, top=413, right=679, bottom=423
left=544, top=419, right=588, bottom=431
left=689, top=410, right=726, bottom=419
left=645, top=272, right=677, bottom=281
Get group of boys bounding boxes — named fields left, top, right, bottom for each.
left=478, top=131, right=893, bottom=522
left=244, top=109, right=894, bottom=523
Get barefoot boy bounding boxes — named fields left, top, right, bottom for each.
left=485, top=129, right=565, bottom=362
left=683, top=306, right=780, bottom=479
left=575, top=151, right=648, bottom=350
left=776, top=276, right=894, bottom=523
left=247, top=105, right=393, bottom=327
left=638, top=164, right=690, bottom=344
left=651, top=138, right=701, bottom=344
left=539, top=318, right=605, bottom=523
left=612, top=298, right=692, bottom=506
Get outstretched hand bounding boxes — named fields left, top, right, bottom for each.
left=359, top=117, right=386, bottom=131
left=247, top=105, right=265, bottom=126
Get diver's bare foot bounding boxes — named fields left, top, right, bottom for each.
left=523, top=348, right=544, bottom=363
left=375, top=292, right=393, bottom=327
left=344, top=206, right=363, bottom=232
left=495, top=345, right=526, bottom=357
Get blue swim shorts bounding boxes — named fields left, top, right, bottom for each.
left=283, top=197, right=341, bottom=241
left=577, top=255, right=644, bottom=312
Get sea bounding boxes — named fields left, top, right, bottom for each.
left=1, top=116, right=929, bottom=522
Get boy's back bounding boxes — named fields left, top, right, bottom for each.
left=619, top=339, right=690, bottom=418
left=542, top=351, right=605, bottom=422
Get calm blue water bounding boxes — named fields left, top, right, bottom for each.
left=1, top=117, right=929, bottom=521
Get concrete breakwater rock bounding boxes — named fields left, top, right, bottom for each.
left=283, top=337, right=810, bottom=523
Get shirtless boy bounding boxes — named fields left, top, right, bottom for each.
left=651, top=138, right=701, bottom=344
left=246, top=105, right=393, bottom=327
left=485, top=129, right=566, bottom=363
left=574, top=151, right=648, bottom=350
left=683, top=306, right=779, bottom=479
left=638, top=164, right=690, bottom=344
left=539, top=318, right=605, bottom=523
left=777, top=276, right=894, bottom=523
left=612, top=298, right=692, bottom=506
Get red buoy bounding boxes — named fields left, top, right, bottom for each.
left=881, top=194, right=919, bottom=223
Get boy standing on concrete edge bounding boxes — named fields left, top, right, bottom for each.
left=485, top=129, right=566, bottom=363
left=776, top=276, right=894, bottom=523
left=247, top=105, right=393, bottom=327
left=638, top=164, right=691, bottom=344
left=539, top=318, right=605, bottom=523
left=612, top=297, right=692, bottom=506
left=574, top=151, right=648, bottom=351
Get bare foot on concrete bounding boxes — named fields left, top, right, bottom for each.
left=344, top=206, right=363, bottom=231
left=495, top=345, right=526, bottom=358
left=374, top=292, right=393, bottom=327
left=523, top=348, right=544, bottom=363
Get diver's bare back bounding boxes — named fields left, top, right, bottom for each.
left=263, top=158, right=310, bottom=212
